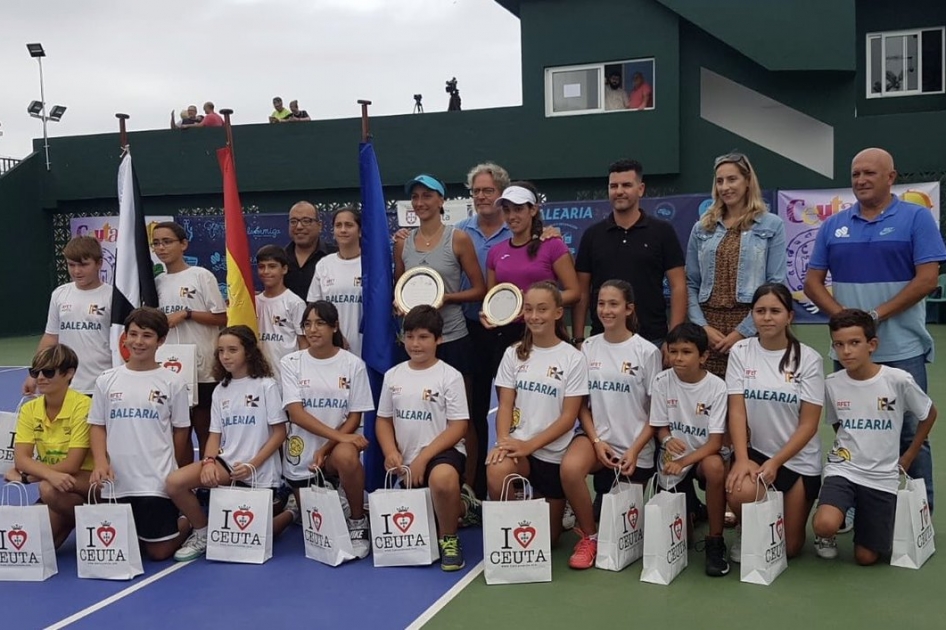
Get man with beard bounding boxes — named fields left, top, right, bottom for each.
left=284, top=201, right=336, bottom=300
left=604, top=69, right=629, bottom=111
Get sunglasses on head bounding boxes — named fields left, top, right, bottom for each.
left=714, top=152, right=748, bottom=168
left=28, top=367, right=60, bottom=379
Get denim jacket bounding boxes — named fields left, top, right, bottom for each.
left=685, top=212, right=787, bottom=338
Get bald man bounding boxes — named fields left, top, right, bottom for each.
left=805, top=148, right=946, bottom=510
left=284, top=201, right=336, bottom=299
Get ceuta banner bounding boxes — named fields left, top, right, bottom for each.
left=778, top=182, right=940, bottom=323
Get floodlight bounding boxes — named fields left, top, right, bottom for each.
left=49, top=105, right=67, bottom=122
left=26, top=43, right=45, bottom=58
left=28, top=100, right=44, bottom=116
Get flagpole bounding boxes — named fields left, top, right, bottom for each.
left=357, top=99, right=372, bottom=142
left=220, top=108, right=235, bottom=156
left=116, top=112, right=130, bottom=152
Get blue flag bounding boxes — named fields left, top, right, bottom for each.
left=359, top=141, right=397, bottom=491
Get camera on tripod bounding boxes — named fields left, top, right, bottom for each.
left=445, top=77, right=461, bottom=112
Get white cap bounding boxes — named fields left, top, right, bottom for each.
left=494, top=185, right=536, bottom=207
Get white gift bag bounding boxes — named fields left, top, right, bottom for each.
left=483, top=474, right=552, bottom=585
left=891, top=474, right=935, bottom=569
left=640, top=482, right=687, bottom=585
left=206, top=466, right=274, bottom=564
left=0, top=482, right=58, bottom=581
left=74, top=481, right=143, bottom=580
left=596, top=471, right=647, bottom=572
left=300, top=469, right=356, bottom=566
left=740, top=480, right=787, bottom=586
left=0, top=397, right=32, bottom=477
left=368, top=467, right=438, bottom=567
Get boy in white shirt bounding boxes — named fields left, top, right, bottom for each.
left=89, top=307, right=192, bottom=561
left=376, top=306, right=470, bottom=571
left=650, top=323, right=729, bottom=577
left=254, top=245, right=308, bottom=380
left=813, top=309, right=937, bottom=565
left=24, top=236, right=112, bottom=396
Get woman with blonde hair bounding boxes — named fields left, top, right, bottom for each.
left=685, top=152, right=786, bottom=377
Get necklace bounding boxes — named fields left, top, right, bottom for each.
left=419, top=223, right=444, bottom=247
left=337, top=249, right=360, bottom=260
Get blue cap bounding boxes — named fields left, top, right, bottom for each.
left=405, top=174, right=445, bottom=197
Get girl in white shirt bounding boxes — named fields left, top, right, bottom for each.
left=561, top=279, right=661, bottom=568
left=487, top=281, right=589, bottom=547
left=725, top=283, right=824, bottom=560
left=166, top=325, right=293, bottom=562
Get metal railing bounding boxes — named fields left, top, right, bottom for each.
left=0, top=157, right=21, bottom=176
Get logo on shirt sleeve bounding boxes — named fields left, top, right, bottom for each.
left=877, top=397, right=896, bottom=411
left=546, top=366, right=563, bottom=381
left=244, top=395, right=259, bottom=408
left=148, top=390, right=168, bottom=405
left=422, top=389, right=439, bottom=402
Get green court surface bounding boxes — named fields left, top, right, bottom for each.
left=2, top=327, right=945, bottom=629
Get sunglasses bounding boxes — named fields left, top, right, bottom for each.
left=28, top=368, right=60, bottom=379
left=714, top=152, right=749, bottom=168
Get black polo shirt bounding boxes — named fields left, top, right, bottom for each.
left=575, top=211, right=685, bottom=341
left=284, top=239, right=337, bottom=300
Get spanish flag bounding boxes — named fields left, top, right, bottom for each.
left=217, top=146, right=258, bottom=333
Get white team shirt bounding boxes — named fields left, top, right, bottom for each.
left=824, top=366, right=933, bottom=494
left=44, top=282, right=113, bottom=394
left=280, top=349, right=374, bottom=480
left=88, top=365, right=191, bottom=498
left=726, top=338, right=825, bottom=476
left=378, top=360, right=469, bottom=466
left=156, top=266, right=227, bottom=383
left=582, top=333, right=661, bottom=467
left=308, top=254, right=364, bottom=357
left=495, top=341, right=589, bottom=464
left=256, top=290, right=306, bottom=380
left=650, top=369, right=727, bottom=489
left=209, top=376, right=286, bottom=488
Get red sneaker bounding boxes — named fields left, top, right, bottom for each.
left=568, top=534, right=598, bottom=570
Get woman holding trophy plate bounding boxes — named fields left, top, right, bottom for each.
left=394, top=174, right=486, bottom=375
left=480, top=182, right=580, bottom=338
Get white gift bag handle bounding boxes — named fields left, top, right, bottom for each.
left=752, top=476, right=777, bottom=503
left=87, top=480, right=117, bottom=505
left=306, top=466, right=328, bottom=489
left=0, top=481, right=29, bottom=506
left=643, top=473, right=659, bottom=500
left=384, top=465, right=412, bottom=489
left=896, top=465, right=912, bottom=490
left=230, top=463, right=258, bottom=488
left=499, top=473, right=532, bottom=501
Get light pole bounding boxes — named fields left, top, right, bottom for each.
left=26, top=43, right=66, bottom=171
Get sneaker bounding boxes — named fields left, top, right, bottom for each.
left=325, top=480, right=352, bottom=519
left=705, top=535, right=730, bottom=577
left=815, top=536, right=838, bottom=559
left=724, top=510, right=738, bottom=529
left=568, top=533, right=598, bottom=570
left=729, top=526, right=742, bottom=564
left=439, top=534, right=465, bottom=571
left=174, top=529, right=207, bottom=562
left=838, top=507, right=854, bottom=534
left=460, top=483, right=482, bottom=528
left=284, top=495, right=301, bottom=525
left=347, top=516, right=371, bottom=559
left=562, top=502, right=577, bottom=531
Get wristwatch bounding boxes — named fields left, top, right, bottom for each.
left=869, top=309, right=879, bottom=322
left=661, top=435, right=673, bottom=446
left=571, top=337, right=585, bottom=345
left=20, top=471, right=29, bottom=485
left=184, top=308, right=193, bottom=320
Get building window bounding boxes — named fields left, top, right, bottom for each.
left=545, top=58, right=655, bottom=116
left=866, top=28, right=944, bottom=98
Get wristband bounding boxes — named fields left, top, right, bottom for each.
left=661, top=435, right=673, bottom=446
left=592, top=437, right=601, bottom=444
left=185, top=308, right=193, bottom=320
left=201, top=457, right=215, bottom=466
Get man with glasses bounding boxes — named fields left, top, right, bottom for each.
left=284, top=201, right=337, bottom=300
left=805, top=147, right=946, bottom=512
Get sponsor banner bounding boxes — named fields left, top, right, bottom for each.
left=397, top=199, right=472, bottom=227
left=70, top=215, right=173, bottom=286
left=778, top=183, right=940, bottom=323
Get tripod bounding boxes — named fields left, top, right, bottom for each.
left=413, top=101, right=424, bottom=114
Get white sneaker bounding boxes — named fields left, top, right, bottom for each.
left=284, top=495, right=301, bottom=524
left=838, top=507, right=854, bottom=534
left=815, top=536, right=838, bottom=559
left=562, top=502, right=576, bottom=531
left=174, top=529, right=207, bottom=562
left=729, top=526, right=742, bottom=563
left=347, top=516, right=371, bottom=559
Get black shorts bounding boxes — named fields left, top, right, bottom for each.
left=283, top=472, right=342, bottom=490
left=819, top=476, right=897, bottom=554
left=119, top=496, right=180, bottom=543
left=526, top=456, right=565, bottom=500
left=436, top=336, right=474, bottom=375
left=748, top=448, right=821, bottom=502
left=196, top=382, right=217, bottom=410
left=422, top=448, right=466, bottom=484
left=593, top=465, right=656, bottom=496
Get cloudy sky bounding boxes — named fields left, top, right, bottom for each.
left=0, top=0, right=522, bottom=158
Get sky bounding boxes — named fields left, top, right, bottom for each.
left=0, top=0, right=522, bottom=159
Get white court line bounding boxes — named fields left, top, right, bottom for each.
left=44, top=561, right=193, bottom=630
left=0, top=366, right=27, bottom=374
left=405, top=561, right=485, bottom=630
